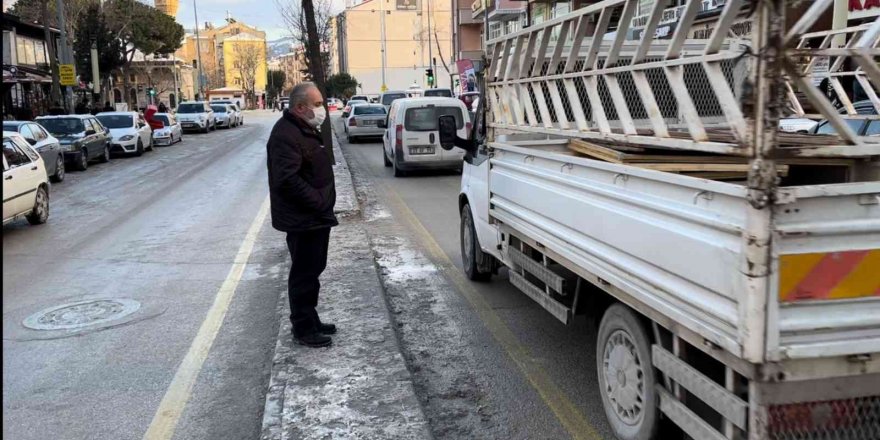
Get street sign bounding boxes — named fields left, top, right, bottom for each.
left=59, top=64, right=76, bottom=86
left=381, top=84, right=388, bottom=92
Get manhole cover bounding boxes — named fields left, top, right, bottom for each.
left=22, top=299, right=141, bottom=331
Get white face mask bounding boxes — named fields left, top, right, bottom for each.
left=307, top=105, right=326, bottom=128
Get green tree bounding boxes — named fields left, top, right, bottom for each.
left=326, top=73, right=359, bottom=100
left=73, top=2, right=124, bottom=87
left=267, top=70, right=287, bottom=102
left=103, top=0, right=184, bottom=107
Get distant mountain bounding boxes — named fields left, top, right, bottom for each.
left=268, top=37, right=296, bottom=58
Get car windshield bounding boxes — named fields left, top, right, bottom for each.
left=177, top=103, right=205, bottom=113
left=382, top=93, right=406, bottom=105
left=154, top=115, right=170, bottom=126
left=37, top=118, right=85, bottom=135
left=2, top=123, right=22, bottom=132
left=815, top=119, right=864, bottom=135
left=96, top=115, right=134, bottom=129
left=211, top=106, right=228, bottom=113
left=354, top=105, right=386, bottom=115
left=405, top=106, right=464, bottom=131
left=425, top=89, right=452, bottom=97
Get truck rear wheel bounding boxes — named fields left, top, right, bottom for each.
left=597, top=303, right=659, bottom=440
left=460, top=204, right=491, bottom=281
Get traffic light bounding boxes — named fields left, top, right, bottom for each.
left=146, top=87, right=156, bottom=97
left=425, top=68, right=434, bottom=87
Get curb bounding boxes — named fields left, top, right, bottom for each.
left=331, top=126, right=359, bottom=219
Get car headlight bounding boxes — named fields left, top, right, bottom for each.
left=63, top=141, right=81, bottom=152
left=120, top=135, right=135, bottom=141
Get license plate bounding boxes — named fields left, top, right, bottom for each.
left=182, top=123, right=195, bottom=127
left=361, top=120, right=377, bottom=126
left=409, top=146, right=435, bottom=155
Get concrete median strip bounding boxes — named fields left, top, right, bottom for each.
left=259, top=133, right=430, bottom=440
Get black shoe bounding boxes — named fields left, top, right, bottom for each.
left=318, top=322, right=337, bottom=335
left=294, top=333, right=332, bottom=348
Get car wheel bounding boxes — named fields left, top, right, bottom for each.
left=202, top=124, right=209, bottom=134
left=460, top=204, right=491, bottom=281
left=392, top=151, right=406, bottom=177
left=99, top=144, right=110, bottom=163
left=597, top=304, right=659, bottom=440
left=78, top=149, right=89, bottom=170
left=135, top=139, right=144, bottom=157
left=383, top=147, right=392, bottom=167
left=51, top=155, right=65, bottom=183
left=26, top=185, right=49, bottom=225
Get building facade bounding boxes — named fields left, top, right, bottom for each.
left=2, top=14, right=59, bottom=119
left=115, top=53, right=195, bottom=110
left=337, top=0, right=454, bottom=93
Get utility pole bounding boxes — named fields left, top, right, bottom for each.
left=427, top=0, right=433, bottom=87
left=193, top=0, right=205, bottom=100
left=55, top=0, right=74, bottom=112
left=379, top=0, right=387, bottom=91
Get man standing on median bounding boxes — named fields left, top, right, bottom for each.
left=267, top=82, right=338, bottom=348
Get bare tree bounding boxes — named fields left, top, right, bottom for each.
left=233, top=43, right=264, bottom=108
left=275, top=0, right=333, bottom=80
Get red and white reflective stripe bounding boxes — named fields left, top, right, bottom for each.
left=779, top=249, right=880, bottom=302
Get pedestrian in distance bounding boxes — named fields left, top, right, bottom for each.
left=103, top=101, right=114, bottom=112
left=48, top=102, right=66, bottom=115
left=266, top=82, right=337, bottom=348
left=158, top=102, right=168, bottom=113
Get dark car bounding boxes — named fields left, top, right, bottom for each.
left=810, top=100, right=880, bottom=137
left=3, top=120, right=66, bottom=182
left=34, top=115, right=111, bottom=170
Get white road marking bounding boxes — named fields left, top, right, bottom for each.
left=142, top=195, right=270, bottom=440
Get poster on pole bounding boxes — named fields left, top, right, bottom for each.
left=456, top=59, right=477, bottom=94
left=59, top=64, right=76, bottom=86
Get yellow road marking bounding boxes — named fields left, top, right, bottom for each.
left=143, top=195, right=270, bottom=440
left=380, top=183, right=604, bottom=440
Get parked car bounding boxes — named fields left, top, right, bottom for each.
left=3, top=131, right=49, bottom=225
left=35, top=114, right=111, bottom=170
left=349, top=95, right=369, bottom=103
left=3, top=121, right=65, bottom=182
left=380, top=97, right=469, bottom=176
left=326, top=98, right=342, bottom=112
left=779, top=118, right=818, bottom=133
left=211, top=100, right=243, bottom=125
left=176, top=101, right=216, bottom=133
left=96, top=111, right=154, bottom=156
left=151, top=113, right=183, bottom=146
left=211, top=104, right=239, bottom=128
left=424, top=88, right=453, bottom=98
left=345, top=103, right=387, bottom=143
left=341, top=99, right=368, bottom=118
left=810, top=99, right=880, bottom=136
left=378, top=90, right=407, bottom=112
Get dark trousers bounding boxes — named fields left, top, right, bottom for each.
left=285, top=228, right=331, bottom=336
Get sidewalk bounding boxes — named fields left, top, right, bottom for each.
left=260, top=135, right=431, bottom=439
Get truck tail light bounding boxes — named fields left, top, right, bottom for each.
left=395, top=124, right=403, bottom=149
left=779, top=249, right=879, bottom=302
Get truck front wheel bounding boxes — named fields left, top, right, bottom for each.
left=460, top=204, right=491, bottom=281
left=597, top=303, right=659, bottom=440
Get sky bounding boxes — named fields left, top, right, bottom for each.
left=172, top=0, right=347, bottom=41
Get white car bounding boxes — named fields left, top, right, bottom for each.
left=210, top=103, right=239, bottom=128
left=176, top=101, right=216, bottom=133
left=211, top=100, right=243, bottom=125
left=97, top=112, right=153, bottom=156
left=780, top=118, right=819, bottom=133
left=381, top=97, right=470, bottom=177
left=3, top=120, right=65, bottom=182
left=344, top=103, right=386, bottom=143
left=151, top=113, right=183, bottom=146
left=3, top=131, right=49, bottom=226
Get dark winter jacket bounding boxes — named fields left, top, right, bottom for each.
left=267, top=109, right=338, bottom=232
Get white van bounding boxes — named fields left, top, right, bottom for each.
left=380, top=97, right=470, bottom=177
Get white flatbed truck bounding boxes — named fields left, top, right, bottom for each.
left=438, top=1, right=880, bottom=439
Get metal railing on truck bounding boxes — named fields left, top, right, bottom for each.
left=483, top=0, right=880, bottom=158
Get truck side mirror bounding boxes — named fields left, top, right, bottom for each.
left=438, top=115, right=458, bottom=151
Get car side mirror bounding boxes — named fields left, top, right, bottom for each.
left=25, top=137, right=37, bottom=146
left=378, top=120, right=387, bottom=129
left=85, top=129, right=96, bottom=136
left=438, top=115, right=461, bottom=151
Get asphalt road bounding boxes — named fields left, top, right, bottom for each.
left=3, top=112, right=281, bottom=440
left=336, top=118, right=616, bottom=440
